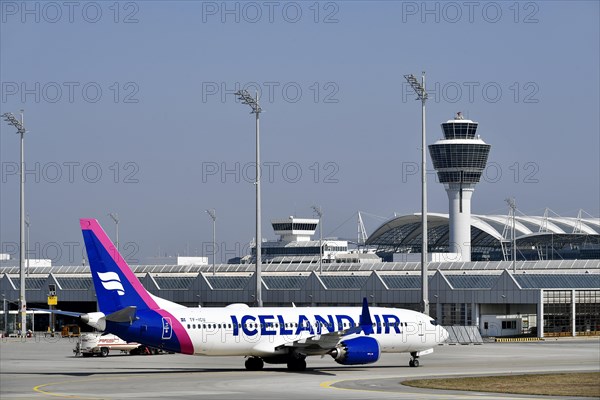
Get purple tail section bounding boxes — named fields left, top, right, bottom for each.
left=81, top=219, right=159, bottom=314
left=80, top=219, right=194, bottom=355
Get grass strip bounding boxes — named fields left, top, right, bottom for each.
left=403, top=372, right=600, bottom=397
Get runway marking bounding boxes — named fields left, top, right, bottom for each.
left=33, top=378, right=110, bottom=399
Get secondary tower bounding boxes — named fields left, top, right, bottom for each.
left=429, top=112, right=491, bottom=261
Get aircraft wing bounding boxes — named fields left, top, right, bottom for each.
left=31, top=308, right=84, bottom=318
left=274, top=298, right=374, bottom=355
left=275, top=327, right=358, bottom=354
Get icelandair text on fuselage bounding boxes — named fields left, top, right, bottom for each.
left=230, top=314, right=402, bottom=336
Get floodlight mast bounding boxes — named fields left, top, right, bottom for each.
left=25, top=214, right=30, bottom=277
left=2, top=110, right=27, bottom=335
left=404, top=72, right=429, bottom=316
left=206, top=209, right=216, bottom=275
left=235, top=89, right=263, bottom=307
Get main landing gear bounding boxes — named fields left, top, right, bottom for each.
left=245, top=357, right=264, bottom=371
left=286, top=357, right=307, bottom=372
left=244, top=355, right=307, bottom=371
left=409, top=352, right=420, bottom=367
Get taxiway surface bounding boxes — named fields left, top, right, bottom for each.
left=1, top=336, right=598, bottom=399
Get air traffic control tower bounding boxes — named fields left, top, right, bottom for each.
left=429, top=112, right=491, bottom=261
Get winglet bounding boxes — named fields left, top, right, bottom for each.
left=359, top=297, right=374, bottom=335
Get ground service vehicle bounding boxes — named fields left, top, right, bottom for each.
left=75, top=333, right=141, bottom=357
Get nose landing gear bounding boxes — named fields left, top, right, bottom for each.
left=409, top=352, right=420, bottom=367
left=245, top=356, right=264, bottom=371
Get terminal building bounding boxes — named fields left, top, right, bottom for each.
left=0, top=259, right=598, bottom=338
left=245, top=217, right=381, bottom=264
left=1, top=114, right=598, bottom=339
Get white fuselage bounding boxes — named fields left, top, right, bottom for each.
left=167, top=304, right=447, bottom=356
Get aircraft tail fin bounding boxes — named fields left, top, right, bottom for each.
left=81, top=219, right=160, bottom=314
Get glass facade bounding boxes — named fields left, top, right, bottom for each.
left=542, top=290, right=599, bottom=336
left=516, top=274, right=600, bottom=289
left=543, top=290, right=572, bottom=336
left=441, top=303, right=472, bottom=325
left=154, top=276, right=195, bottom=290
left=252, top=245, right=347, bottom=256
left=429, top=144, right=491, bottom=169
left=263, top=276, right=308, bottom=290
left=11, top=277, right=47, bottom=290
left=441, top=122, right=478, bottom=139
left=436, top=171, right=484, bottom=184
left=272, top=223, right=317, bottom=231
left=320, top=275, right=369, bottom=289
left=56, top=277, right=93, bottom=290
left=446, top=275, right=496, bottom=289
left=575, top=291, right=600, bottom=335
left=205, top=276, right=251, bottom=290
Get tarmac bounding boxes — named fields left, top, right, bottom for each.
left=1, top=336, right=598, bottom=399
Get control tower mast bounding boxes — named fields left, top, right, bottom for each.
left=429, top=113, right=491, bottom=261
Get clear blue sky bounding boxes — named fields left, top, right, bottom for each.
left=1, top=1, right=598, bottom=264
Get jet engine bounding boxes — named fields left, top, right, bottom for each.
left=330, top=336, right=380, bottom=365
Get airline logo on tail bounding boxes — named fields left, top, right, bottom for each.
left=97, top=271, right=125, bottom=296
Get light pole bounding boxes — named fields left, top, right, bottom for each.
left=2, top=295, right=7, bottom=337
left=206, top=209, right=216, bottom=275
left=311, top=205, right=323, bottom=275
left=25, top=214, right=30, bottom=277
left=235, top=89, right=263, bottom=307
left=404, top=72, right=429, bottom=315
left=108, top=213, right=119, bottom=251
left=2, top=110, right=27, bottom=335
left=505, top=198, right=517, bottom=273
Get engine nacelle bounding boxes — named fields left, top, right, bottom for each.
left=330, top=336, right=380, bottom=365
left=80, top=312, right=106, bottom=331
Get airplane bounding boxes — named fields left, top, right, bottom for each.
left=46, top=219, right=449, bottom=371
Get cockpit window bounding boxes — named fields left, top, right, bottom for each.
left=430, top=319, right=438, bottom=326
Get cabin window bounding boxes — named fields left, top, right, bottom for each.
left=187, top=324, right=191, bottom=329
